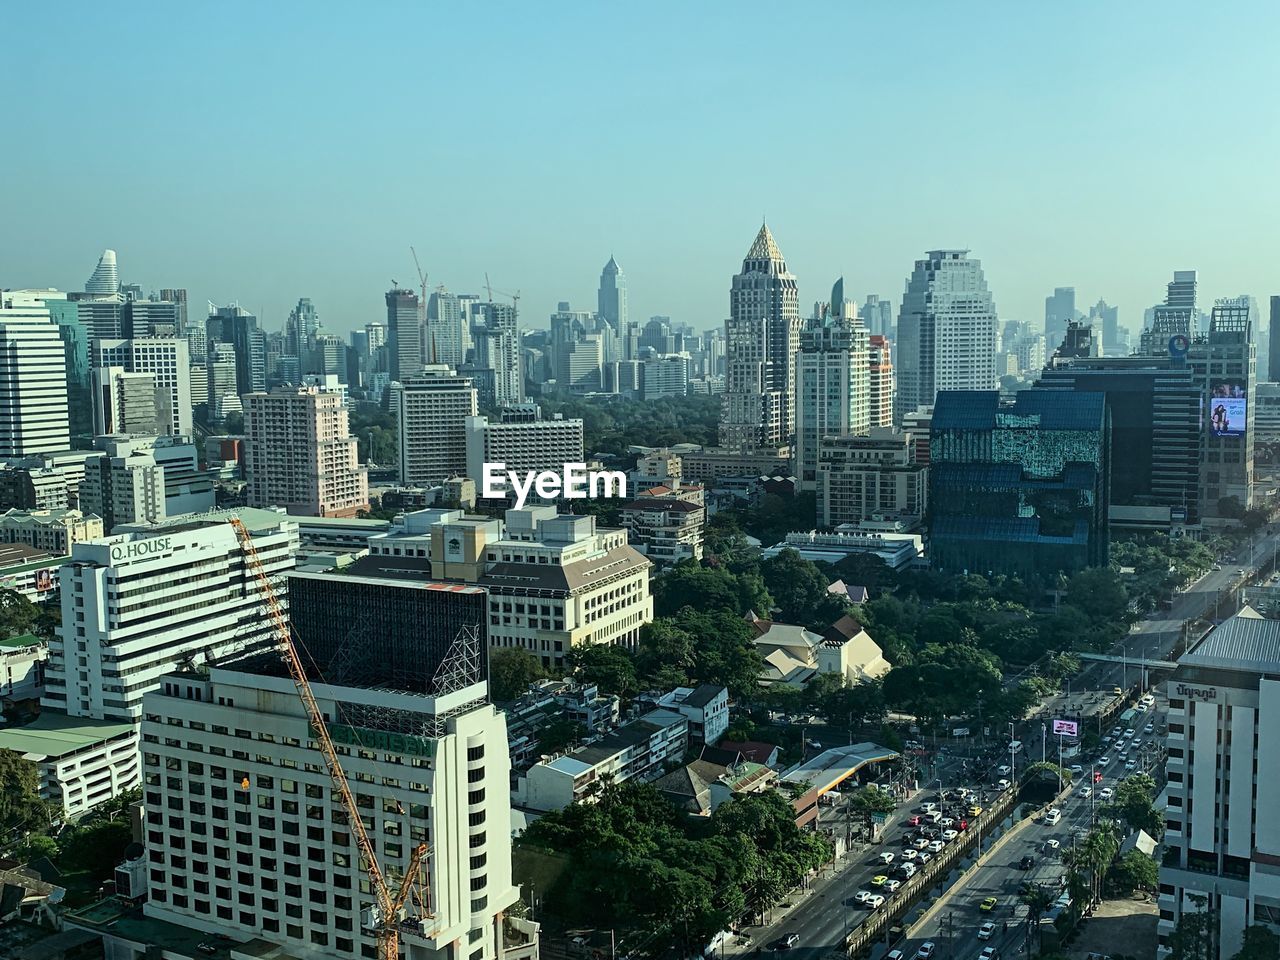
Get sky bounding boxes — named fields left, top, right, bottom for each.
left=3, top=1, right=1279, bottom=337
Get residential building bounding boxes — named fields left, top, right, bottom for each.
left=505, top=679, right=621, bottom=768
left=619, top=482, right=705, bottom=566
left=1139, top=270, right=1198, bottom=356
left=85, top=249, right=119, bottom=295
left=929, top=389, right=1110, bottom=578
left=748, top=612, right=890, bottom=688
left=795, top=286, right=870, bottom=491
left=0, top=465, right=71, bottom=512
left=677, top=446, right=792, bottom=485
left=426, top=285, right=472, bottom=368
left=206, top=305, right=266, bottom=395
left=655, top=684, right=729, bottom=745
left=817, top=427, right=928, bottom=529
left=518, top=708, right=688, bottom=811
left=0, top=712, right=137, bottom=816
left=123, top=298, right=183, bottom=338
left=464, top=406, right=585, bottom=501
left=91, top=337, right=193, bottom=437
left=640, top=354, right=688, bottom=400
left=0, top=305, right=71, bottom=456
left=137, top=653, right=524, bottom=960
left=598, top=256, right=628, bottom=332
left=1158, top=609, right=1280, bottom=960
left=1189, top=297, right=1257, bottom=515
left=894, top=250, right=999, bottom=421
left=1256, top=382, right=1280, bottom=442
left=861, top=294, right=894, bottom=338
left=720, top=224, right=802, bottom=448
left=80, top=435, right=213, bottom=531
left=243, top=385, right=368, bottom=518
left=1091, top=299, right=1122, bottom=355
left=868, top=334, right=894, bottom=428
left=393, top=368, right=479, bottom=486
left=283, top=296, right=319, bottom=359
left=471, top=301, right=524, bottom=406
left=0, top=508, right=103, bottom=554
left=90, top=366, right=165, bottom=436
left=1045, top=286, right=1076, bottom=350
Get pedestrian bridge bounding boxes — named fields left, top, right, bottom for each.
left=1077, top=652, right=1177, bottom=670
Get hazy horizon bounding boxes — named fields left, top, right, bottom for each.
left=4, top=0, right=1278, bottom=337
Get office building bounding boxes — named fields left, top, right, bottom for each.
left=91, top=337, right=193, bottom=437
left=619, top=482, right=705, bottom=566
left=1139, top=270, right=1198, bottom=356
left=464, top=406, right=584, bottom=500
left=1044, top=286, right=1076, bottom=351
left=123, top=298, right=183, bottom=338
left=85, top=249, right=119, bottom=295
left=0, top=305, right=72, bottom=457
left=795, top=285, right=870, bottom=491
left=137, top=651, right=522, bottom=960
left=1038, top=356, right=1202, bottom=532
left=895, top=250, right=999, bottom=422
left=385, top=287, right=422, bottom=383
left=243, top=385, right=368, bottom=518
left=472, top=301, right=524, bottom=406
left=206, top=305, right=266, bottom=395
left=861, top=294, right=895, bottom=338
left=91, top=365, right=166, bottom=437
left=598, top=256, right=628, bottom=332
left=283, top=297, right=319, bottom=359
left=817, top=427, right=928, bottom=529
left=929, top=389, right=1109, bottom=578
left=393, top=368, right=479, bottom=486
left=641, top=354, right=689, bottom=400
left=426, top=285, right=472, bottom=368
left=868, top=334, right=894, bottom=429
left=0, top=508, right=103, bottom=554
left=0, top=711, right=137, bottom=817
left=80, top=435, right=214, bottom=529
left=1158, top=610, right=1280, bottom=960
left=1190, top=296, right=1257, bottom=514
left=1052, top=319, right=1101, bottom=361
left=720, top=224, right=802, bottom=448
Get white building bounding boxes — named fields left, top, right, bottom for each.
left=393, top=368, right=479, bottom=486
left=1158, top=609, right=1280, bottom=959
left=464, top=406, right=585, bottom=500
left=0, top=304, right=71, bottom=457
left=817, top=428, right=928, bottom=530
left=92, top=338, right=194, bottom=437
left=895, top=250, right=999, bottom=421
left=137, top=660, right=526, bottom=960
left=656, top=684, right=729, bottom=746
left=619, top=483, right=705, bottom=567
left=795, top=301, right=870, bottom=491
left=91, top=366, right=166, bottom=436
left=0, top=712, right=137, bottom=817
left=0, top=633, right=47, bottom=702
left=0, top=508, right=103, bottom=554
left=80, top=435, right=213, bottom=532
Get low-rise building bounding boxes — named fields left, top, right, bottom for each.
left=817, top=427, right=927, bottom=530
left=619, top=483, right=705, bottom=567
left=748, top=612, right=891, bottom=688
left=0, top=508, right=103, bottom=554
left=0, top=711, right=137, bottom=816
left=678, top=446, right=792, bottom=486
left=654, top=684, right=729, bottom=745
left=762, top=527, right=923, bottom=570
left=0, top=633, right=46, bottom=703
left=0, top=543, right=67, bottom=603
left=517, top=708, right=688, bottom=811
left=656, top=752, right=776, bottom=816
left=505, top=679, right=621, bottom=769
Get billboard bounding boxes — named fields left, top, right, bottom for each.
left=1208, top=379, right=1247, bottom=437
left=1052, top=718, right=1079, bottom=737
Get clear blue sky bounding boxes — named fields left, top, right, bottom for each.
left=3, top=1, right=1278, bottom=336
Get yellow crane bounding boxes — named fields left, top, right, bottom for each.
left=228, top=517, right=430, bottom=960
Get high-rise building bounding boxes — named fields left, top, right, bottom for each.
left=929, top=389, right=1109, bottom=578
left=1157, top=609, right=1280, bottom=960
left=80, top=446, right=167, bottom=530
left=243, top=385, right=369, bottom=518
left=1139, top=270, right=1198, bottom=356
left=1044, top=286, right=1076, bottom=350
left=894, top=250, right=999, bottom=422
left=794, top=283, right=870, bottom=491
left=720, top=224, right=802, bottom=448
left=90, top=366, right=164, bottom=436
left=861, top=294, right=895, bottom=338
left=0, top=305, right=72, bottom=457
left=868, top=334, right=894, bottom=428
left=640, top=355, right=688, bottom=400
left=91, top=337, right=193, bottom=437
left=157, top=288, right=188, bottom=333
left=1270, top=296, right=1280, bottom=385
left=817, top=427, right=928, bottom=529
left=598, top=255, right=628, bottom=332
left=392, top=369, right=479, bottom=486
left=85, top=249, right=119, bottom=296
left=385, top=286, right=421, bottom=382
left=465, top=406, right=584, bottom=500
left=471, top=301, right=523, bottom=405
left=122, top=298, right=183, bottom=338
left=426, top=285, right=471, bottom=368
left=1191, top=296, right=1257, bottom=514
left=283, top=296, right=319, bottom=361
left=206, top=305, right=266, bottom=395
left=1090, top=299, right=1121, bottom=354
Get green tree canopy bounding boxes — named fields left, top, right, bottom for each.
left=653, top=561, right=772, bottom=619
left=1231, top=926, right=1280, bottom=960
left=567, top=644, right=640, bottom=699
left=1108, top=849, right=1158, bottom=894
left=760, top=548, right=850, bottom=627
left=488, top=647, right=548, bottom=702
left=637, top=608, right=766, bottom=701
left=1101, top=772, right=1164, bottom=839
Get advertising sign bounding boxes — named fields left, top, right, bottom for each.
left=1052, top=718, right=1079, bottom=737
left=1208, top=379, right=1247, bottom=437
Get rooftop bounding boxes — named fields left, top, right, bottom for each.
left=0, top=710, right=135, bottom=760
left=1181, top=608, right=1280, bottom=674
left=67, top=897, right=294, bottom=960
left=117, top=505, right=290, bottom=536
left=0, top=543, right=61, bottom=570
left=780, top=741, right=900, bottom=793
left=0, top=633, right=43, bottom=649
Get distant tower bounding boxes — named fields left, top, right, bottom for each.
left=598, top=256, right=628, bottom=332
left=1044, top=286, right=1076, bottom=349
left=86, top=250, right=120, bottom=296
left=720, top=224, right=802, bottom=448
left=385, top=287, right=421, bottom=383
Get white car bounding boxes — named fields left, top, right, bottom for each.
left=879, top=851, right=896, bottom=865
left=868, top=894, right=886, bottom=909
left=942, top=829, right=959, bottom=841
left=921, top=802, right=938, bottom=813
left=1099, top=787, right=1114, bottom=800
left=996, top=778, right=1011, bottom=790
left=884, top=878, right=902, bottom=893
left=928, top=839, right=945, bottom=853
left=1045, top=808, right=1062, bottom=825
left=854, top=890, right=874, bottom=904
left=916, top=942, right=937, bottom=960
left=1079, top=786, right=1092, bottom=798
left=1070, top=764, right=1084, bottom=775
left=978, top=922, right=997, bottom=942
left=902, top=849, right=919, bottom=861
left=1124, top=728, right=1136, bottom=738
left=1125, top=759, right=1139, bottom=771
left=997, top=765, right=1011, bottom=776
left=1045, top=838, right=1060, bottom=850
left=939, top=817, right=956, bottom=828
left=1098, top=756, right=1111, bottom=765
left=1111, top=726, right=1122, bottom=736
left=913, top=837, right=930, bottom=850
left=1144, top=723, right=1155, bottom=734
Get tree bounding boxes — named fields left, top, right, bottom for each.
left=0, top=750, right=53, bottom=831
left=653, top=561, right=771, bottom=619
left=60, top=818, right=133, bottom=881
left=848, top=785, right=895, bottom=827
left=18, top=834, right=59, bottom=864
left=1167, top=894, right=1216, bottom=960
left=1108, top=849, right=1158, bottom=894
left=536, top=716, right=585, bottom=755
left=1231, top=926, right=1280, bottom=960
left=488, top=647, right=548, bottom=702
left=1101, top=773, right=1164, bottom=839
left=760, top=549, right=849, bottom=627
left=567, top=644, right=640, bottom=699
left=0, top=589, right=38, bottom=639
left=1065, top=567, right=1131, bottom=626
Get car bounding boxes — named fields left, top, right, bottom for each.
left=969, top=805, right=984, bottom=817
left=942, top=829, right=959, bottom=841
left=996, top=778, right=1011, bottom=791
left=871, top=874, right=889, bottom=887
left=887, top=951, right=906, bottom=960
left=867, top=894, right=886, bottom=909
left=1099, top=756, right=1111, bottom=765
left=1213, top=563, right=1222, bottom=571
left=1078, top=786, right=1093, bottom=798
left=1044, top=808, right=1062, bottom=825
left=1070, top=764, right=1084, bottom=775
left=197, top=947, right=217, bottom=957
left=879, top=851, right=896, bottom=865
left=1044, top=838, right=1060, bottom=850
left=1111, top=726, right=1122, bottom=737
left=921, top=802, right=939, bottom=813
left=980, top=896, right=998, bottom=912
left=996, top=765, right=1011, bottom=776
left=914, top=837, right=930, bottom=850
left=884, top=878, right=902, bottom=892
left=902, top=848, right=919, bottom=861
left=979, top=948, right=999, bottom=960
left=928, top=839, right=945, bottom=853
left=1125, top=759, right=1138, bottom=771
left=939, top=817, right=956, bottom=828
left=772, top=933, right=801, bottom=951
left=919, top=851, right=934, bottom=864
left=1124, top=728, right=1136, bottom=738
left=1099, top=787, right=1115, bottom=800
left=908, top=815, right=922, bottom=826
left=1018, top=855, right=1035, bottom=869
left=854, top=890, right=874, bottom=904
left=899, top=862, right=918, bottom=878
left=978, top=922, right=997, bottom=941
left=1144, top=723, right=1156, bottom=734
left=916, top=942, right=937, bottom=960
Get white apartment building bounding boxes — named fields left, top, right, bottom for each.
left=393, top=369, right=479, bottom=486
left=619, top=484, right=705, bottom=567
left=46, top=507, right=298, bottom=724
left=92, top=338, right=194, bottom=437
left=1158, top=610, right=1280, bottom=959
left=137, top=662, right=524, bottom=960
left=795, top=310, right=870, bottom=492
left=81, top=448, right=167, bottom=530
left=817, top=428, right=928, bottom=529
left=0, top=712, right=138, bottom=817
left=0, top=508, right=103, bottom=554
left=0, top=304, right=71, bottom=457
left=464, top=407, right=585, bottom=500
left=244, top=385, right=369, bottom=518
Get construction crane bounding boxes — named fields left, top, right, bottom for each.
left=228, top=517, right=430, bottom=960
left=483, top=272, right=520, bottom=309
left=411, top=246, right=435, bottom=363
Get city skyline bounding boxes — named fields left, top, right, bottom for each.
left=4, top=2, right=1278, bottom=334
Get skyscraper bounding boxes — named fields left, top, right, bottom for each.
left=206, top=304, right=266, bottom=395
left=894, top=249, right=999, bottom=422
left=393, top=369, right=479, bottom=485
left=868, top=334, right=895, bottom=429
left=471, top=301, right=523, bottom=405
left=385, top=286, right=421, bottom=382
left=1191, top=297, right=1256, bottom=514
left=1044, top=286, right=1076, bottom=350
left=720, top=224, right=802, bottom=448
left=85, top=249, right=119, bottom=296
left=158, top=288, right=188, bottom=333
left=1269, top=296, right=1280, bottom=385
left=794, top=281, right=870, bottom=491
left=426, top=285, right=471, bottom=368
left=1090, top=299, right=1121, bottom=353
left=1139, top=270, right=1198, bottom=356
left=861, top=294, right=895, bottom=338
left=598, top=256, right=628, bottom=332
left=0, top=305, right=72, bottom=456
left=284, top=296, right=319, bottom=360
